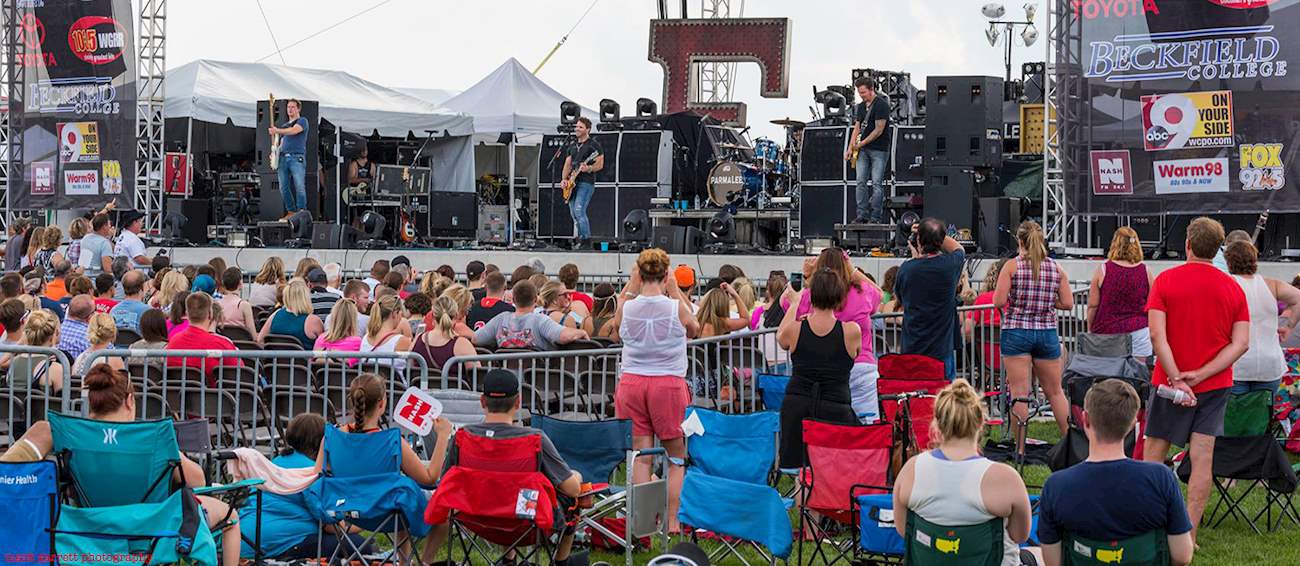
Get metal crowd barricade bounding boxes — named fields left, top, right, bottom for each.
left=56, top=349, right=431, bottom=455
left=0, top=345, right=74, bottom=448
left=439, top=328, right=790, bottom=418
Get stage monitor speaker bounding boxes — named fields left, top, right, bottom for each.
left=924, top=167, right=977, bottom=234
left=799, top=126, right=850, bottom=183
left=312, top=222, right=358, bottom=249
left=428, top=191, right=477, bottom=239
left=800, top=184, right=848, bottom=238
left=924, top=76, right=1003, bottom=168
left=618, top=131, right=673, bottom=186
left=892, top=125, right=926, bottom=184
left=165, top=198, right=210, bottom=244
left=652, top=225, right=702, bottom=255
left=978, top=197, right=1022, bottom=256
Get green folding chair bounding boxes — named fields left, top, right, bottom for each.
left=1062, top=530, right=1168, bottom=565
left=48, top=411, right=262, bottom=566
left=903, top=514, right=1003, bottom=566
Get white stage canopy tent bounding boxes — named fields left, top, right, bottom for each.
left=394, top=87, right=463, bottom=107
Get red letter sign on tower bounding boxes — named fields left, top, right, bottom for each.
left=648, top=18, right=791, bottom=126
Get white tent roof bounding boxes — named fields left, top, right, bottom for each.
left=394, top=87, right=462, bottom=106
left=442, top=58, right=595, bottom=136
left=164, top=59, right=474, bottom=137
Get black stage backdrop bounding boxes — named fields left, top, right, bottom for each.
left=12, top=0, right=136, bottom=211
left=1074, top=0, right=1300, bottom=214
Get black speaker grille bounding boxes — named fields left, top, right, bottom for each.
left=538, top=135, right=568, bottom=185
left=591, top=133, right=619, bottom=184
left=799, top=184, right=847, bottom=237
left=618, top=132, right=661, bottom=183
left=799, top=127, right=849, bottom=182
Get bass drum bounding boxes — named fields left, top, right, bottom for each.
left=707, top=161, right=762, bottom=206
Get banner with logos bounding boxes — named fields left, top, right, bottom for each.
left=1072, top=0, right=1300, bottom=214
left=11, top=0, right=135, bottom=211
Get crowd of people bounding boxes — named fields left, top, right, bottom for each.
left=1, top=209, right=1296, bottom=566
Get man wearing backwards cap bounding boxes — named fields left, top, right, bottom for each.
left=422, top=369, right=586, bottom=566
left=114, top=210, right=151, bottom=272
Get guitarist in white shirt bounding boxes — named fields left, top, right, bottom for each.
left=561, top=117, right=604, bottom=250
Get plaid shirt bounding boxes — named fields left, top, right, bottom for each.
left=1004, top=257, right=1061, bottom=330
left=59, top=318, right=91, bottom=360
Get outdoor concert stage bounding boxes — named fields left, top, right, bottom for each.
left=169, top=246, right=1300, bottom=282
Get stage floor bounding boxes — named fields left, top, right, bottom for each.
left=165, top=245, right=1300, bottom=282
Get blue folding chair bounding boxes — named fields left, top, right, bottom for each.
left=678, top=407, right=791, bottom=565
left=534, top=416, right=669, bottom=564
left=48, top=411, right=261, bottom=566
left=0, top=460, right=58, bottom=566
left=317, top=425, right=430, bottom=564
left=756, top=373, right=791, bottom=412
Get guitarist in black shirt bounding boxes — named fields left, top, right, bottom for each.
left=561, top=117, right=605, bottom=250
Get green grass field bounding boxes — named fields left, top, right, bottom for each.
left=411, top=421, right=1300, bottom=565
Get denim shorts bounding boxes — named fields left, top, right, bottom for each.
left=1000, top=328, right=1062, bottom=360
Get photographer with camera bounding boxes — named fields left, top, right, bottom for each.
left=894, top=218, right=965, bottom=378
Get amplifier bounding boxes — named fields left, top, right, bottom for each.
left=538, top=135, right=569, bottom=185
left=617, top=131, right=673, bottom=190
left=376, top=165, right=430, bottom=196
left=892, top=125, right=926, bottom=183
left=800, top=126, right=851, bottom=183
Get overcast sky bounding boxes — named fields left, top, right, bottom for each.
left=167, top=0, right=1048, bottom=141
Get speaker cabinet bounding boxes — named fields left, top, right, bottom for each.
left=618, top=131, right=673, bottom=186
left=428, top=191, right=477, bottom=239
left=591, top=133, right=620, bottom=184
left=978, top=197, right=1022, bottom=256
left=165, top=198, right=211, bottom=244
left=923, top=167, right=977, bottom=234
left=893, top=125, right=926, bottom=184
left=800, top=184, right=849, bottom=238
left=652, top=225, right=702, bottom=255
left=800, top=126, right=851, bottom=183
left=312, top=222, right=358, bottom=249
left=925, top=76, right=1004, bottom=168
left=538, top=187, right=574, bottom=238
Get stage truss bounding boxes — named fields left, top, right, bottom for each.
left=0, top=0, right=166, bottom=233
left=1044, top=0, right=1082, bottom=251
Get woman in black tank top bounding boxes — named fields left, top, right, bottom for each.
left=776, top=270, right=862, bottom=468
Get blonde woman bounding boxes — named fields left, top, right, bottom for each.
left=419, top=273, right=451, bottom=299
left=1086, top=226, right=1155, bottom=359
left=66, top=217, right=91, bottom=267
left=24, top=226, right=45, bottom=269
left=258, top=280, right=323, bottom=349
left=697, top=284, right=750, bottom=338
left=150, top=271, right=189, bottom=311
left=732, top=277, right=758, bottom=315
left=292, top=257, right=322, bottom=283
left=892, top=379, right=1035, bottom=566
left=34, top=226, right=63, bottom=274
left=249, top=257, right=285, bottom=308
left=413, top=295, right=477, bottom=370
left=72, top=313, right=125, bottom=376
left=438, top=284, right=475, bottom=339
left=10, top=309, right=65, bottom=394
left=314, top=300, right=363, bottom=365
left=993, top=221, right=1073, bottom=448
left=359, top=294, right=412, bottom=371
left=540, top=280, right=582, bottom=329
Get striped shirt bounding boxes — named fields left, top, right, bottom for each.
left=310, top=288, right=339, bottom=318
left=1003, top=256, right=1061, bottom=330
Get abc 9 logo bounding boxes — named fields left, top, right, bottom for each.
left=1146, top=95, right=1197, bottom=150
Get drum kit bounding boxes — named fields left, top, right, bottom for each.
left=706, top=117, right=806, bottom=208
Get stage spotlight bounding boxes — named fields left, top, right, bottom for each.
left=818, top=90, right=848, bottom=121
left=985, top=24, right=1000, bottom=47
left=1021, top=25, right=1038, bottom=46
left=622, top=209, right=650, bottom=243
left=1023, top=2, right=1037, bottom=21
left=636, top=97, right=658, bottom=118
left=896, top=210, right=921, bottom=250
left=982, top=3, right=1006, bottom=18
left=285, top=209, right=313, bottom=248
left=358, top=210, right=388, bottom=249
left=706, top=210, right=735, bottom=245
left=559, top=101, right=581, bottom=126
left=598, top=99, right=620, bottom=123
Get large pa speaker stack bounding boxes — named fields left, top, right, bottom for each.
left=798, top=126, right=854, bottom=238
left=924, top=76, right=1003, bottom=169
left=255, top=99, right=321, bottom=221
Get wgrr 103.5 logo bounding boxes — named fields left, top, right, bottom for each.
left=68, top=16, right=126, bottom=66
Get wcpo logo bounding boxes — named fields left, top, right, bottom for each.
left=68, top=16, right=126, bottom=65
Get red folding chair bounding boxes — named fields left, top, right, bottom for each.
left=798, top=419, right=894, bottom=565
left=878, top=354, right=948, bottom=462
left=425, top=431, right=560, bottom=565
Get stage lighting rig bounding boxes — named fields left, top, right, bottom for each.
left=357, top=210, right=389, bottom=249
left=558, top=100, right=581, bottom=133
left=620, top=209, right=650, bottom=251
left=285, top=210, right=313, bottom=248
left=636, top=98, right=658, bottom=118
left=983, top=3, right=1039, bottom=100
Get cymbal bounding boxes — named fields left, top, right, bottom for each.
left=716, top=142, right=748, bottom=150
left=770, top=117, right=806, bottom=128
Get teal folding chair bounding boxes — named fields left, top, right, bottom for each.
left=48, top=411, right=263, bottom=566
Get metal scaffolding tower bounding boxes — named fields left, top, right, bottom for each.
left=694, top=0, right=744, bottom=103
left=2, top=2, right=26, bottom=230
left=1044, top=0, right=1081, bottom=250
left=137, top=0, right=167, bottom=234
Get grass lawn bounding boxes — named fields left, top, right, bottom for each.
left=403, top=421, right=1300, bottom=565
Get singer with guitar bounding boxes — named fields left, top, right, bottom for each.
left=844, top=76, right=891, bottom=224
left=268, top=98, right=310, bottom=219
left=562, top=116, right=604, bottom=250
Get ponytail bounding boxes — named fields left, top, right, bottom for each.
left=431, top=295, right=459, bottom=337
left=347, top=373, right=385, bottom=432
left=367, top=294, right=401, bottom=340
left=1017, top=221, right=1047, bottom=280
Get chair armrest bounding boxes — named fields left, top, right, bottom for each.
left=636, top=447, right=666, bottom=456
left=195, top=478, right=265, bottom=496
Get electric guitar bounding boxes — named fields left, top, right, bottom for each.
left=847, top=137, right=860, bottom=164
left=562, top=150, right=600, bottom=202
left=268, top=92, right=281, bottom=171
left=398, top=167, right=417, bottom=243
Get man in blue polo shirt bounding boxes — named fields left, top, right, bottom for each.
left=269, top=98, right=310, bottom=219
left=1037, top=379, right=1194, bottom=566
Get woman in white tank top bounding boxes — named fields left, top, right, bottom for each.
left=1223, top=241, right=1300, bottom=393
left=893, top=379, right=1035, bottom=566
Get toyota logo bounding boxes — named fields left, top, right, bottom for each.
left=18, top=14, right=43, bottom=51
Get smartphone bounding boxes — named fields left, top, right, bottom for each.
left=790, top=272, right=803, bottom=292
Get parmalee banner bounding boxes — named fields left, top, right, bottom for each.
left=11, top=0, right=135, bottom=211
left=1072, top=0, right=1300, bottom=214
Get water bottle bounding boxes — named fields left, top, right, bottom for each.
left=1156, top=384, right=1189, bottom=405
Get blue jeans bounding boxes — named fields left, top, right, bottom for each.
left=277, top=152, right=307, bottom=213
left=569, top=181, right=595, bottom=239
left=1230, top=379, right=1281, bottom=395
left=855, top=148, right=888, bottom=222
left=1000, top=328, right=1063, bottom=360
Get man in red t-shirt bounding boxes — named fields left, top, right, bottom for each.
left=166, top=292, right=241, bottom=384
left=1142, top=216, right=1249, bottom=543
